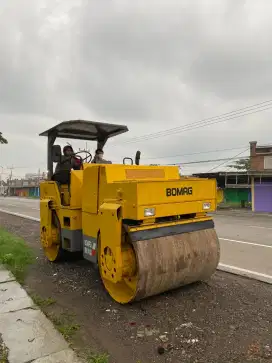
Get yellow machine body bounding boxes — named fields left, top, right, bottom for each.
left=40, top=163, right=220, bottom=304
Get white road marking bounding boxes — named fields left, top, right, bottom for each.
left=219, top=238, right=272, bottom=249
left=4, top=203, right=39, bottom=211
left=215, top=221, right=272, bottom=230
left=0, top=197, right=37, bottom=203
left=0, top=198, right=38, bottom=203
left=218, top=263, right=272, bottom=284
left=0, top=198, right=39, bottom=206
left=0, top=209, right=40, bottom=222
left=247, top=225, right=272, bottom=230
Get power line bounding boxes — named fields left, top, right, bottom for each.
left=2, top=141, right=267, bottom=171
left=207, top=148, right=249, bottom=172
left=3, top=146, right=247, bottom=168
left=120, top=99, right=272, bottom=145
left=2, top=151, right=254, bottom=170
left=160, top=147, right=267, bottom=167
left=124, top=105, right=272, bottom=144
left=166, top=153, right=249, bottom=166
left=142, top=146, right=247, bottom=161
left=122, top=99, right=272, bottom=144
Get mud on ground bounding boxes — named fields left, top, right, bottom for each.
left=0, top=212, right=271, bottom=363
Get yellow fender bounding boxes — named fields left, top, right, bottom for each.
left=99, top=202, right=123, bottom=283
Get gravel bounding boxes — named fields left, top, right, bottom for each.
left=0, top=212, right=272, bottom=363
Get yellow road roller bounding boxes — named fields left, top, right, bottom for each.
left=39, top=120, right=220, bottom=304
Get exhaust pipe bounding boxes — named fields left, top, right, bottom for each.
left=135, top=151, right=141, bottom=165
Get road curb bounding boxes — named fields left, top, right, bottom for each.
left=0, top=208, right=40, bottom=222
left=0, top=266, right=83, bottom=363
left=218, top=263, right=272, bottom=284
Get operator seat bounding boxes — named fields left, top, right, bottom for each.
left=51, top=144, right=72, bottom=185
left=51, top=169, right=71, bottom=185
left=51, top=143, right=75, bottom=185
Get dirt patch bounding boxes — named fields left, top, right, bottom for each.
left=0, top=333, right=9, bottom=363
left=0, top=212, right=272, bottom=363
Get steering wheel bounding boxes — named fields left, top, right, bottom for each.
left=60, top=150, right=93, bottom=165
left=73, top=150, right=93, bottom=163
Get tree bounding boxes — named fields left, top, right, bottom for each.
left=227, top=158, right=250, bottom=171
left=0, top=132, right=8, bottom=144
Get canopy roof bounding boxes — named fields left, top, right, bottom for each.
left=39, top=120, right=128, bottom=141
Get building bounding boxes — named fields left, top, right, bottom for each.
left=193, top=171, right=251, bottom=208
left=7, top=175, right=47, bottom=197
left=5, top=170, right=47, bottom=197
left=25, top=172, right=47, bottom=180
left=193, top=141, right=272, bottom=213
left=249, top=141, right=272, bottom=213
left=0, top=180, right=8, bottom=196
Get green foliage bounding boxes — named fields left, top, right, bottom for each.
left=228, top=158, right=250, bottom=171
left=50, top=312, right=80, bottom=340
left=87, top=353, right=110, bottom=363
left=0, top=334, right=9, bottom=362
left=0, top=228, right=34, bottom=282
left=31, top=294, right=56, bottom=308
left=0, top=133, right=8, bottom=144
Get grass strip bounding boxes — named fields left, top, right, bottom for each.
left=0, top=228, right=34, bottom=283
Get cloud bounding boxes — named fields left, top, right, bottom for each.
left=0, top=0, right=272, bottom=179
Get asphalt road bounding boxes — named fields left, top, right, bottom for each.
left=0, top=197, right=271, bottom=283
left=1, top=213, right=271, bottom=363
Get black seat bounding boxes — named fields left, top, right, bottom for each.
left=51, top=170, right=71, bottom=185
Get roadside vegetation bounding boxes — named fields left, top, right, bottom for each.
left=0, top=228, right=109, bottom=362
left=50, top=312, right=80, bottom=341
left=0, top=228, right=34, bottom=283
left=30, top=294, right=56, bottom=308
left=86, top=353, right=109, bottom=363
left=0, top=334, right=9, bottom=363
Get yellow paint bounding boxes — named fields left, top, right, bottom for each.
left=125, top=168, right=165, bottom=179
left=251, top=177, right=255, bottom=212
left=40, top=199, right=61, bottom=261
left=99, top=203, right=123, bottom=283
left=82, top=165, right=100, bottom=214
left=70, top=170, right=83, bottom=208
left=99, top=164, right=180, bottom=183
left=97, top=233, right=138, bottom=304
left=40, top=162, right=218, bottom=303
left=58, top=208, right=82, bottom=230
left=40, top=182, right=61, bottom=206
left=59, top=185, right=70, bottom=205
left=82, top=212, right=100, bottom=238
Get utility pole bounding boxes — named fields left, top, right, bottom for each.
left=7, top=166, right=14, bottom=196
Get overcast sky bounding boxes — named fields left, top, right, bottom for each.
left=1, top=0, right=272, bottom=179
